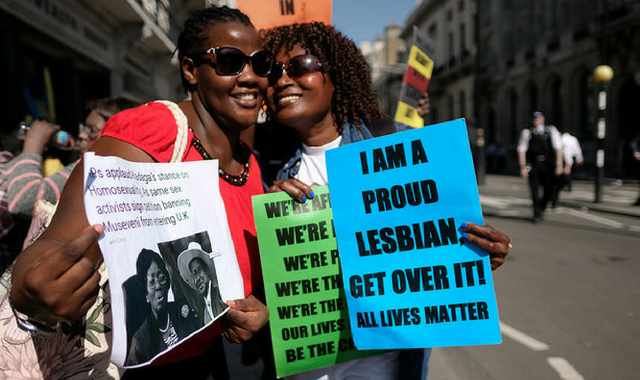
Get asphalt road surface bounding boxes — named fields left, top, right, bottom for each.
left=427, top=210, right=640, bottom=380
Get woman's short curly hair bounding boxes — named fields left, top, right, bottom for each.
left=263, top=22, right=383, bottom=130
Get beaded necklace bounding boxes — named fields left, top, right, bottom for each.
left=190, top=130, right=250, bottom=186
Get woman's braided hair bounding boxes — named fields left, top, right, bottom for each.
left=263, top=22, right=384, bottom=130
left=177, top=6, right=254, bottom=93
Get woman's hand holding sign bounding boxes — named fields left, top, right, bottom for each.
left=222, top=294, right=270, bottom=343
left=269, top=179, right=315, bottom=203
left=460, top=222, right=510, bottom=270
left=10, top=224, right=104, bottom=325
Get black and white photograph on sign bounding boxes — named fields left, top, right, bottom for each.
left=159, top=231, right=229, bottom=326
left=123, top=248, right=201, bottom=366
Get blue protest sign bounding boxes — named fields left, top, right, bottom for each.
left=325, top=119, right=501, bottom=349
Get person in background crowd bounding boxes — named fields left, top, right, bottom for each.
left=4, top=97, right=138, bottom=219
left=262, top=22, right=511, bottom=380
left=517, top=111, right=563, bottom=221
left=559, top=129, right=583, bottom=192
left=10, top=6, right=271, bottom=379
left=0, top=149, right=16, bottom=272
left=0, top=97, right=137, bottom=271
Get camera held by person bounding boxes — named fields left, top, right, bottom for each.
left=17, top=120, right=75, bottom=151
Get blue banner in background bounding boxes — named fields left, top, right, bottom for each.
left=326, top=118, right=501, bottom=349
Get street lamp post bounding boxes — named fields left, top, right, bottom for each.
left=593, top=64, right=614, bottom=203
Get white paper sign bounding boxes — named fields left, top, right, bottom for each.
left=83, top=153, right=244, bottom=368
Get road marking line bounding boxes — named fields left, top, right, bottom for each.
left=479, top=195, right=509, bottom=209
left=547, top=357, right=585, bottom=380
left=566, top=209, right=626, bottom=228
left=500, top=321, right=549, bottom=351
left=502, top=196, right=532, bottom=205
left=498, top=210, right=522, bottom=217
left=480, top=195, right=530, bottom=208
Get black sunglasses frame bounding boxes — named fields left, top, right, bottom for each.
left=271, top=54, right=323, bottom=80
left=190, top=47, right=274, bottom=77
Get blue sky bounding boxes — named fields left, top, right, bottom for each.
left=332, top=0, right=420, bottom=46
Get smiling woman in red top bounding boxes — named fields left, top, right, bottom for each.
left=10, top=5, right=272, bottom=379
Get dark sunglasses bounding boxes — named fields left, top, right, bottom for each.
left=271, top=54, right=323, bottom=80
left=190, top=47, right=274, bottom=77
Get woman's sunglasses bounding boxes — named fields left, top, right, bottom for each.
left=271, top=54, right=323, bottom=80
left=190, top=47, right=275, bottom=77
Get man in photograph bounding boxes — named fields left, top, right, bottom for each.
left=177, top=242, right=227, bottom=324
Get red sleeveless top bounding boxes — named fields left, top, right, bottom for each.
left=101, top=101, right=264, bottom=364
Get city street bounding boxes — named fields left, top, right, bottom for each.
left=3, top=1, right=639, bottom=379
left=428, top=175, right=640, bottom=380
left=227, top=175, right=640, bottom=380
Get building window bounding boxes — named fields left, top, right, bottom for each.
left=526, top=83, right=538, bottom=121
left=460, top=23, right=467, bottom=56
left=509, top=90, right=518, bottom=142
left=429, top=22, right=437, bottom=37
left=449, top=32, right=455, bottom=64
left=449, top=95, right=455, bottom=120
left=480, top=0, right=491, bottom=24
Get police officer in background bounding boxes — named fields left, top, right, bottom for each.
left=517, top=111, right=563, bottom=221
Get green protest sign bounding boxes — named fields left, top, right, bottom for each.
left=252, top=186, right=379, bottom=377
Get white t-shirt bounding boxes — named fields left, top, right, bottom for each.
left=296, top=136, right=342, bottom=186
left=561, top=133, right=583, bottom=165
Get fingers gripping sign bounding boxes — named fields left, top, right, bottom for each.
left=460, top=222, right=510, bottom=271
left=221, top=295, right=269, bottom=343
left=269, top=179, right=315, bottom=203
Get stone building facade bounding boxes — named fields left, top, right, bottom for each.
left=363, top=24, right=406, bottom=117
left=475, top=0, right=640, bottom=176
left=0, top=0, right=210, bottom=146
left=373, top=0, right=482, bottom=175
left=373, top=0, right=640, bottom=178
left=402, top=0, right=477, bottom=125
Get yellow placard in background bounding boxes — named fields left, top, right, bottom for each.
left=407, top=45, right=434, bottom=79
left=394, top=101, right=424, bottom=129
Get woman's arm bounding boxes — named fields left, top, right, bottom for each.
left=4, top=154, right=76, bottom=218
left=10, top=136, right=154, bottom=323
left=5, top=120, right=75, bottom=218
